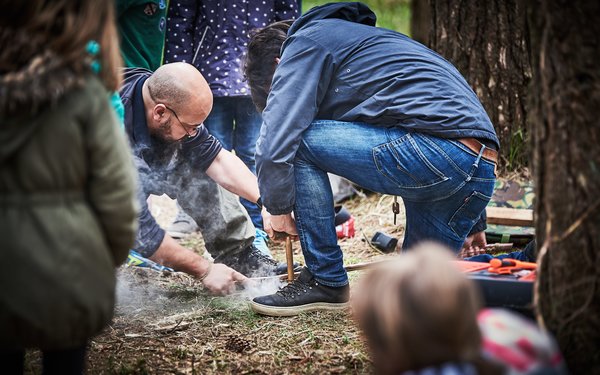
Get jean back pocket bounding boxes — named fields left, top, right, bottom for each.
left=448, top=190, right=491, bottom=240
left=373, top=133, right=449, bottom=191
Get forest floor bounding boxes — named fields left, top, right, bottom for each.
left=25, top=190, right=407, bottom=374
left=24, top=169, right=533, bottom=374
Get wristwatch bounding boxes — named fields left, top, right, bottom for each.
left=256, top=196, right=263, bottom=210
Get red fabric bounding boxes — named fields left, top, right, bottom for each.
left=336, top=216, right=355, bottom=238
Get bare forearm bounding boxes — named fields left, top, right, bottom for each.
left=149, top=235, right=210, bottom=278
left=206, top=150, right=260, bottom=203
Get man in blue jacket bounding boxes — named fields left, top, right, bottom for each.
left=244, top=2, right=499, bottom=315
left=120, top=62, right=289, bottom=294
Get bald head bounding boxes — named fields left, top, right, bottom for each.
left=147, top=62, right=213, bottom=121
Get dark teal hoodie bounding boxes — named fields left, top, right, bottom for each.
left=256, top=2, right=499, bottom=214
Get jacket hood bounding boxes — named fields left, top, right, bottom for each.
left=287, top=2, right=376, bottom=37
left=0, top=27, right=83, bottom=162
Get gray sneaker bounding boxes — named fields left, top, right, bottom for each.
left=213, top=245, right=301, bottom=278
left=167, top=210, right=199, bottom=239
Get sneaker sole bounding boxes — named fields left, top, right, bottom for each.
left=250, top=300, right=350, bottom=317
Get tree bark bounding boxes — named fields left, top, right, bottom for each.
left=410, top=0, right=431, bottom=45
left=529, top=1, right=600, bottom=372
left=428, top=0, right=531, bottom=171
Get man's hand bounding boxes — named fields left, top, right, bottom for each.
left=260, top=207, right=272, bottom=233
left=150, top=236, right=247, bottom=295
left=265, top=213, right=298, bottom=239
left=201, top=263, right=247, bottom=295
left=462, top=230, right=487, bottom=249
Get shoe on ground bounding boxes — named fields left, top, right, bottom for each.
left=253, top=228, right=272, bottom=256
left=214, top=244, right=293, bottom=278
left=167, top=210, right=199, bottom=239
left=334, top=205, right=351, bottom=226
left=250, top=268, right=349, bottom=316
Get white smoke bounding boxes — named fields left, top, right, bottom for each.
left=233, top=277, right=286, bottom=300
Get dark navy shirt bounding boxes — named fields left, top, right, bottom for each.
left=120, top=67, right=222, bottom=256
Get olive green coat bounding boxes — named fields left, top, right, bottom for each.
left=0, top=70, right=139, bottom=349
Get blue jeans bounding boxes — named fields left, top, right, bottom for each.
left=294, top=120, right=496, bottom=286
left=204, top=97, right=263, bottom=229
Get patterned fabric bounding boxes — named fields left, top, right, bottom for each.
left=478, top=309, right=567, bottom=374
left=164, top=0, right=299, bottom=97
left=397, top=309, right=567, bottom=375
left=116, top=0, right=168, bottom=71
left=402, top=363, right=477, bottom=375
left=486, top=179, right=535, bottom=244
left=489, top=179, right=535, bottom=210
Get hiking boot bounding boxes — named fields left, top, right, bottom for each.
left=250, top=268, right=349, bottom=316
left=167, top=209, right=198, bottom=239
left=214, top=244, right=297, bottom=277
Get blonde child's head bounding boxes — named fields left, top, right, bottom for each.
left=352, top=242, right=486, bottom=374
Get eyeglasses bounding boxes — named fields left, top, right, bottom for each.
left=147, top=83, right=201, bottom=141
left=163, top=105, right=200, bottom=141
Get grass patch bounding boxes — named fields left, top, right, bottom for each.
left=302, top=0, right=412, bottom=35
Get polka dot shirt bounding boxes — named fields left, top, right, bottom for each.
left=165, top=0, right=300, bottom=97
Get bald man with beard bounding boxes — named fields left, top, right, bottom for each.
left=120, top=63, right=288, bottom=294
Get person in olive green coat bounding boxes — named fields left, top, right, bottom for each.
left=0, top=1, right=138, bottom=372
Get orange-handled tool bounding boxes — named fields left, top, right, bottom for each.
left=488, top=258, right=537, bottom=274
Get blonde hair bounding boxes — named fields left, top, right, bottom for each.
left=352, top=243, right=485, bottom=374
left=1, top=0, right=121, bottom=91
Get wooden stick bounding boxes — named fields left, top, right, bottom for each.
left=484, top=242, right=514, bottom=251
left=249, top=243, right=516, bottom=282
left=249, top=258, right=389, bottom=281
left=285, top=236, right=294, bottom=282
left=343, top=259, right=389, bottom=272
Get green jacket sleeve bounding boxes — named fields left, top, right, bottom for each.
left=86, top=78, right=139, bottom=265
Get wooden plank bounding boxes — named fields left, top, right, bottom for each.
left=486, top=207, right=533, bottom=227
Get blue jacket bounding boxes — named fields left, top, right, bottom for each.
left=257, top=2, right=500, bottom=214
left=164, top=0, right=299, bottom=97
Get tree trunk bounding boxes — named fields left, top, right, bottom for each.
left=410, top=0, right=431, bottom=45
left=427, top=0, right=531, bottom=171
left=529, top=1, right=600, bottom=372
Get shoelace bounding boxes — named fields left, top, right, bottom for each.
left=255, top=229, right=269, bottom=241
left=277, top=278, right=311, bottom=299
left=249, top=246, right=277, bottom=266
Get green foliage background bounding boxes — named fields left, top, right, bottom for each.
left=302, top=0, right=412, bottom=36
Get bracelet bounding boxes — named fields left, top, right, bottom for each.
left=256, top=196, right=263, bottom=210
left=198, top=262, right=212, bottom=282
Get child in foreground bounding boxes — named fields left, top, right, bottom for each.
left=0, top=1, right=138, bottom=373
left=352, top=242, right=567, bottom=375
